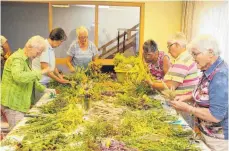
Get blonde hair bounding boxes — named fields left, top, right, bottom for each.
left=168, top=32, right=187, bottom=48
left=25, top=35, right=47, bottom=51
left=187, top=35, right=220, bottom=56
left=76, top=26, right=88, bottom=37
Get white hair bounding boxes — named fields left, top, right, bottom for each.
left=168, top=32, right=187, bottom=48
left=76, top=26, right=88, bottom=37
left=25, top=35, right=47, bottom=51
left=187, top=35, right=220, bottom=56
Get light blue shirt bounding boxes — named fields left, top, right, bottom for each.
left=32, top=39, right=55, bottom=85
left=67, top=40, right=99, bottom=68
left=204, top=57, right=228, bottom=139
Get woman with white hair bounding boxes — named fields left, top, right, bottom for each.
left=1, top=35, right=54, bottom=129
left=170, top=35, right=228, bottom=151
left=66, top=26, right=100, bottom=72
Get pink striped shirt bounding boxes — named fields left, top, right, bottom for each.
left=164, top=51, right=199, bottom=95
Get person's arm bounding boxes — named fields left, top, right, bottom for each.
left=171, top=70, right=228, bottom=123
left=40, top=62, right=68, bottom=84
left=66, top=43, right=76, bottom=72
left=11, top=58, right=48, bottom=83
left=148, top=80, right=180, bottom=91
left=92, top=54, right=99, bottom=61
left=35, top=80, right=46, bottom=92
left=173, top=94, right=193, bottom=102
left=149, top=62, right=189, bottom=91
left=170, top=101, right=220, bottom=123
left=91, top=42, right=100, bottom=61
left=2, top=41, right=11, bottom=59
left=54, top=67, right=63, bottom=79
left=192, top=107, right=220, bottom=123
left=163, top=56, right=170, bottom=75
left=66, top=56, right=75, bottom=72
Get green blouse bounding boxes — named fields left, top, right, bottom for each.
left=1, top=48, right=45, bottom=112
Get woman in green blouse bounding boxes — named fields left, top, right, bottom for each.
left=1, top=35, right=55, bottom=129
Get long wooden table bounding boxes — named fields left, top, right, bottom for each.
left=0, top=93, right=211, bottom=151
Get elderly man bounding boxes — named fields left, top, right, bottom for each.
left=147, top=32, right=199, bottom=96
left=147, top=32, right=199, bottom=127
left=66, top=26, right=100, bottom=72
left=170, top=35, right=228, bottom=151
left=1, top=36, right=54, bottom=129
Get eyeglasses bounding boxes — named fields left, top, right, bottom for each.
left=78, top=36, right=88, bottom=40
left=191, top=52, right=202, bottom=58
left=167, top=43, right=175, bottom=49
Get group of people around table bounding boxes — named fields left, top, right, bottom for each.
left=144, top=33, right=228, bottom=151
left=1, top=28, right=228, bottom=151
left=1, top=26, right=100, bottom=128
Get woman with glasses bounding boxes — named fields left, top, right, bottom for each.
left=66, top=26, right=100, bottom=72
left=143, top=39, right=170, bottom=80
left=170, top=35, right=228, bottom=151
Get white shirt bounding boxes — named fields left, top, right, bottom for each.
left=32, top=39, right=56, bottom=85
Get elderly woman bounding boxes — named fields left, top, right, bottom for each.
left=1, top=36, right=54, bottom=129
left=170, top=35, right=228, bottom=151
left=143, top=39, right=170, bottom=80
left=66, top=26, right=100, bottom=72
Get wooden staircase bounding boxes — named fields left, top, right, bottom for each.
left=99, top=24, right=139, bottom=59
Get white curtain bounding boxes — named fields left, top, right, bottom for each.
left=181, top=1, right=195, bottom=42
left=191, top=1, right=228, bottom=62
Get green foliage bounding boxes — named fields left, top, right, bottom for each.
left=116, top=110, right=198, bottom=151
left=13, top=104, right=83, bottom=151
left=114, top=53, right=155, bottom=83
left=2, top=63, right=200, bottom=151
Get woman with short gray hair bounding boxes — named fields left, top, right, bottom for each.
left=170, top=35, right=228, bottom=151
left=66, top=26, right=100, bottom=72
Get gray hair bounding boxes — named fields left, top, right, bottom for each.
left=25, top=35, right=47, bottom=51
left=168, top=32, right=187, bottom=48
left=76, top=26, right=88, bottom=37
left=187, top=35, right=220, bottom=56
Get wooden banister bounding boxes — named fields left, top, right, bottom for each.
left=100, top=33, right=137, bottom=58
left=98, top=23, right=139, bottom=51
